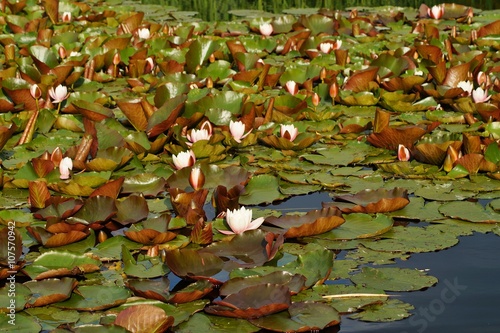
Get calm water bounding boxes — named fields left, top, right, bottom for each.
left=269, top=192, right=500, bottom=332
left=146, top=0, right=500, bottom=22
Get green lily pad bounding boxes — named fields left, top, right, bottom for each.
left=175, top=312, right=260, bottom=333
left=0, top=313, right=42, bottom=332
left=54, top=285, right=131, bottom=311
left=239, top=174, right=286, bottom=205
left=438, top=201, right=500, bottom=223
left=249, top=301, right=340, bottom=332
left=23, top=251, right=101, bottom=280
left=350, top=267, right=438, bottom=291
left=361, top=225, right=459, bottom=253
left=349, top=299, right=414, bottom=322
left=313, top=213, right=393, bottom=240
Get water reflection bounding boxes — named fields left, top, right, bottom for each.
left=145, top=0, right=499, bottom=22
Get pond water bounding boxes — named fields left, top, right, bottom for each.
left=149, top=0, right=500, bottom=22
left=269, top=192, right=500, bottom=332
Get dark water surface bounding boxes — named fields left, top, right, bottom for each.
left=269, top=192, right=500, bottom=333
left=150, top=0, right=500, bottom=22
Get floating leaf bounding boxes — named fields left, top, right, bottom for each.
left=164, top=248, right=224, bottom=283
left=313, top=213, right=393, bottom=240
left=220, top=271, right=306, bottom=296
left=249, top=301, right=340, bottom=332
left=55, top=285, right=131, bottom=311
left=114, top=304, right=175, bottom=333
left=239, top=174, right=286, bottom=205
left=438, top=201, right=500, bottom=223
left=23, top=250, right=101, bottom=280
left=349, top=299, right=414, bottom=322
left=350, top=267, right=438, bottom=291
left=330, top=188, right=410, bottom=214
left=265, top=207, right=345, bottom=238
left=205, top=284, right=291, bottom=319
left=24, top=277, right=78, bottom=307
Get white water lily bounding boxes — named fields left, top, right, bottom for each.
left=48, top=84, right=69, bottom=104
left=472, top=87, right=491, bottom=103
left=30, top=84, right=41, bottom=100
left=187, top=128, right=211, bottom=145
left=137, top=28, right=151, bottom=39
left=319, top=42, right=332, bottom=54
left=397, top=144, right=410, bottom=162
left=187, top=121, right=213, bottom=145
left=229, top=120, right=251, bottom=143
left=259, top=23, right=273, bottom=37
left=285, top=81, right=298, bottom=95
left=189, top=165, right=205, bottom=190
left=61, top=12, right=72, bottom=22
left=280, top=124, right=299, bottom=142
left=172, top=150, right=196, bottom=170
left=59, top=157, right=73, bottom=180
left=427, top=4, right=444, bottom=19
left=219, top=206, right=265, bottom=235
left=457, top=80, right=473, bottom=95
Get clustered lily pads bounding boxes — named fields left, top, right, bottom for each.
left=1, top=1, right=500, bottom=332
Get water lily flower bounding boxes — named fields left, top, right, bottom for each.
left=331, top=40, right=342, bottom=50
left=137, top=27, right=151, bottom=39
left=259, top=23, right=273, bottom=37
left=30, top=84, right=42, bottom=100
left=477, top=71, right=491, bottom=87
left=280, top=124, right=299, bottom=142
left=413, top=69, right=424, bottom=76
left=229, top=120, right=251, bottom=143
left=312, top=93, right=320, bottom=106
left=319, top=42, right=332, bottom=54
left=187, top=121, right=213, bottom=145
left=58, top=46, right=67, bottom=59
left=62, top=12, right=72, bottom=22
left=172, top=150, right=196, bottom=170
left=285, top=81, right=298, bottom=96
left=219, top=206, right=265, bottom=235
left=59, top=157, right=73, bottom=180
left=329, top=81, right=339, bottom=99
left=48, top=84, right=69, bottom=104
left=458, top=80, right=473, bottom=95
left=189, top=165, right=205, bottom=190
left=427, top=4, right=444, bottom=19
left=443, top=145, right=461, bottom=172
left=472, top=87, right=491, bottom=103
left=145, top=57, right=155, bottom=73
left=397, top=144, right=410, bottom=162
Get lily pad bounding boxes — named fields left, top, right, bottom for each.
left=350, top=267, right=438, bottom=291
left=249, top=301, right=340, bottom=332
left=54, top=285, right=131, bottom=311
left=349, top=298, right=414, bottom=322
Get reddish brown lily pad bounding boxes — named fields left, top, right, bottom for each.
left=164, top=248, right=224, bottom=284
left=205, top=284, right=291, bottom=319
left=265, top=207, right=345, bottom=238
left=114, top=304, right=175, bottom=333
left=329, top=188, right=410, bottom=214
